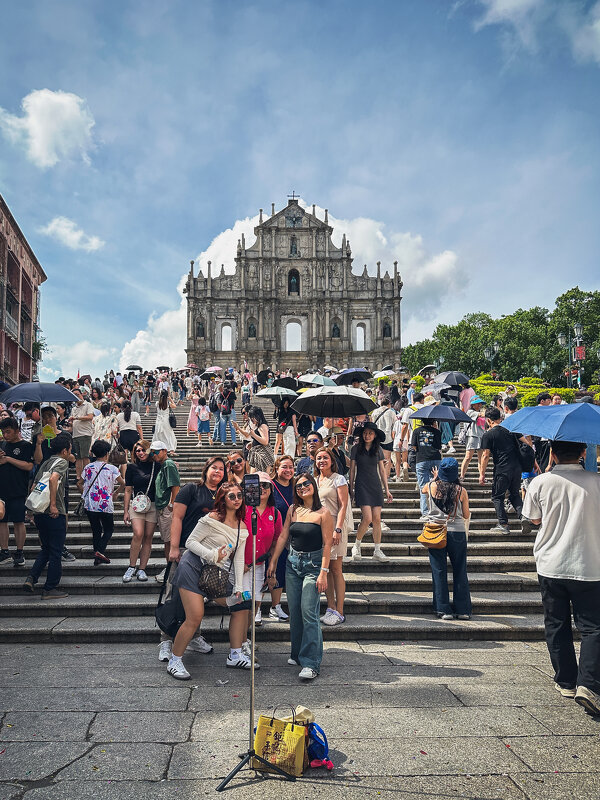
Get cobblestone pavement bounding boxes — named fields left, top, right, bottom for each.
left=0, top=640, right=598, bottom=799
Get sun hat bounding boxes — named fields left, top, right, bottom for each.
left=470, top=395, right=485, bottom=406
left=361, top=421, right=385, bottom=442
left=256, top=471, right=273, bottom=484
left=328, top=426, right=344, bottom=436
left=423, top=395, right=437, bottom=405
left=437, top=458, right=460, bottom=483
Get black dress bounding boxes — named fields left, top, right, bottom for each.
left=351, top=444, right=384, bottom=506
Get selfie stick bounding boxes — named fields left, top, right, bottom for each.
left=217, top=494, right=295, bottom=790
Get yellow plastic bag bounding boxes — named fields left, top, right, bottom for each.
left=252, top=712, right=307, bottom=777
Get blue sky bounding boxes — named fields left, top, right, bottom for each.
left=1, top=0, right=599, bottom=377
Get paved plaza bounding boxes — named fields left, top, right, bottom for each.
left=0, top=639, right=598, bottom=799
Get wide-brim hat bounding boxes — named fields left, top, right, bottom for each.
left=361, top=421, right=385, bottom=442
left=470, top=395, right=485, bottom=406
left=423, top=395, right=437, bottom=405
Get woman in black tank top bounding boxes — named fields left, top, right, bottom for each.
left=268, top=474, right=333, bottom=680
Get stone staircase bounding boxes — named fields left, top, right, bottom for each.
left=0, top=395, right=547, bottom=643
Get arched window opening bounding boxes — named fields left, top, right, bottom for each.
left=286, top=321, right=301, bottom=351
left=288, top=269, right=300, bottom=295
left=383, top=321, right=392, bottom=338
left=221, top=324, right=232, bottom=351
left=355, top=325, right=365, bottom=352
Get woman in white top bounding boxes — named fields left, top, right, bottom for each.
left=315, top=447, right=353, bottom=626
left=154, top=390, right=178, bottom=455
left=116, top=401, right=143, bottom=471
left=167, top=483, right=249, bottom=680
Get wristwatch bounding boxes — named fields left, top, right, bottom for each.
left=334, top=527, right=342, bottom=534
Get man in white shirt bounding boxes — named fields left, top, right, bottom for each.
left=68, top=388, right=95, bottom=480
left=523, top=439, right=600, bottom=716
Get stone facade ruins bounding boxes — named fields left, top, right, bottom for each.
left=185, top=198, right=403, bottom=373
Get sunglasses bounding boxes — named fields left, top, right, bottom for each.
left=307, top=438, right=320, bottom=444
left=296, top=481, right=312, bottom=491
left=226, top=492, right=243, bottom=501
left=134, top=449, right=147, bottom=456
left=229, top=457, right=244, bottom=465
left=260, top=483, right=271, bottom=491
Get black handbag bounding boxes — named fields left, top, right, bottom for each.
left=168, top=410, right=177, bottom=428
left=198, top=522, right=241, bottom=599
left=155, top=564, right=186, bottom=638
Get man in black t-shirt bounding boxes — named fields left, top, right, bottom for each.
left=411, top=422, right=442, bottom=519
left=0, top=417, right=35, bottom=566
left=480, top=407, right=524, bottom=534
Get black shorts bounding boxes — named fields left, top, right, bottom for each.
left=0, top=496, right=27, bottom=524
left=228, top=598, right=252, bottom=613
left=381, top=442, right=393, bottom=452
left=119, top=430, right=140, bottom=452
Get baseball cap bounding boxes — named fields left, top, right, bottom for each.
left=149, top=440, right=168, bottom=452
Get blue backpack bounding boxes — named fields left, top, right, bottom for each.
left=307, top=723, right=328, bottom=761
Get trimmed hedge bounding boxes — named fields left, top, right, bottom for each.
left=520, top=388, right=576, bottom=406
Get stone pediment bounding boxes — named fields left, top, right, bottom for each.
left=257, top=200, right=331, bottom=234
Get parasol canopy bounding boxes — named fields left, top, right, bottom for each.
left=0, top=382, right=79, bottom=404
left=291, top=386, right=377, bottom=418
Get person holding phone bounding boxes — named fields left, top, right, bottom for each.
left=267, top=474, right=333, bottom=680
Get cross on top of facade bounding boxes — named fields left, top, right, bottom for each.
left=287, top=191, right=299, bottom=200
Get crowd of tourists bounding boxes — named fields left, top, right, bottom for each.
left=0, top=366, right=598, bottom=715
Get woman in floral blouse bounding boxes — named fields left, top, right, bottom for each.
left=80, top=440, right=125, bottom=565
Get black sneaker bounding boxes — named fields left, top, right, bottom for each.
left=13, top=550, right=25, bottom=567
left=62, top=548, right=76, bottom=562
left=23, top=576, right=35, bottom=593
left=0, top=549, right=11, bottom=564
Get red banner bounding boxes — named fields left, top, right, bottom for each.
left=574, top=345, right=586, bottom=361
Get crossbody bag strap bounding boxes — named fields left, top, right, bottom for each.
left=145, top=461, right=155, bottom=493
left=272, top=481, right=291, bottom=510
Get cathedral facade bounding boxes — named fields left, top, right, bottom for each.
left=184, top=198, right=403, bottom=373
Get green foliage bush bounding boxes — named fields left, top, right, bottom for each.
left=411, top=376, right=425, bottom=390
left=520, top=388, right=575, bottom=406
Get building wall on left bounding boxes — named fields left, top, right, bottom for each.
left=0, top=194, right=47, bottom=384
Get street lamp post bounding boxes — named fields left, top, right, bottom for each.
left=484, top=341, right=500, bottom=375
left=558, top=324, right=583, bottom=388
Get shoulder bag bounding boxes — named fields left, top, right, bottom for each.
left=168, top=409, right=177, bottom=428
left=25, top=458, right=63, bottom=514
left=131, top=461, right=155, bottom=514
left=109, top=435, right=127, bottom=466
left=198, top=521, right=241, bottom=599
left=417, top=483, right=460, bottom=550
left=155, top=563, right=186, bottom=638
left=75, top=463, right=108, bottom=517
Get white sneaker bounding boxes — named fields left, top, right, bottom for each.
left=418, top=515, right=429, bottom=522
left=380, top=521, right=391, bottom=532
left=269, top=604, right=289, bottom=621
left=227, top=653, right=259, bottom=670
left=167, top=656, right=190, bottom=680
left=155, top=568, right=166, bottom=584
left=320, top=608, right=337, bottom=625
left=254, top=608, right=262, bottom=626
left=373, top=548, right=388, bottom=561
left=158, top=641, right=172, bottom=662
left=441, top=444, right=448, bottom=451
left=122, top=566, right=136, bottom=583
left=351, top=542, right=362, bottom=560
left=446, top=447, right=456, bottom=454
left=186, top=635, right=213, bottom=654
left=241, top=639, right=259, bottom=657
left=136, top=569, right=148, bottom=581
left=299, top=667, right=318, bottom=680
left=287, top=657, right=299, bottom=665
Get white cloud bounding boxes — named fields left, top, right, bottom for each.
left=118, top=203, right=463, bottom=368
left=568, top=2, right=600, bottom=64
left=41, top=340, right=119, bottom=380
left=0, top=89, right=94, bottom=168
left=38, top=216, right=105, bottom=252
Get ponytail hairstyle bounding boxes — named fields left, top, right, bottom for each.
left=122, top=400, right=132, bottom=423
left=158, top=390, right=168, bottom=411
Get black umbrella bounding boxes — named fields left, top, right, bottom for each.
left=291, top=386, right=377, bottom=417
left=435, top=370, right=469, bottom=386
left=334, top=367, right=373, bottom=386
left=126, top=364, right=143, bottom=371
left=0, top=382, right=79, bottom=404
left=257, top=369, right=273, bottom=385
left=409, top=405, right=472, bottom=423
left=156, top=365, right=170, bottom=372
left=199, top=371, right=218, bottom=380
left=273, top=376, right=298, bottom=390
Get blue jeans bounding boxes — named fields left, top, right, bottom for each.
left=219, top=413, right=237, bottom=445
left=30, top=514, right=67, bottom=591
left=212, top=410, right=221, bottom=442
left=428, top=529, right=471, bottom=616
left=416, top=459, right=441, bottom=514
left=286, top=547, right=323, bottom=672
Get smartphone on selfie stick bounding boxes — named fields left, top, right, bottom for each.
left=217, top=474, right=294, bottom=790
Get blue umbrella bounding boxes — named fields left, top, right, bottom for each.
left=0, top=382, right=79, bottom=404
left=501, top=403, right=600, bottom=445
left=409, top=405, right=472, bottom=424
left=334, top=367, right=372, bottom=385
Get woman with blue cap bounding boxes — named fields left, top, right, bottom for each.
left=421, top=457, right=472, bottom=620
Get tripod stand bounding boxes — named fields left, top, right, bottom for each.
left=217, top=506, right=296, bottom=791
